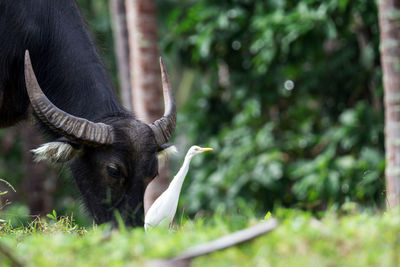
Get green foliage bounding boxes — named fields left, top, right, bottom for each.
left=1, top=210, right=400, bottom=266
left=46, top=210, right=58, bottom=221
left=161, top=0, right=384, bottom=214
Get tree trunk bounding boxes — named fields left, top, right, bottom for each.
left=109, top=0, right=132, bottom=110
left=125, top=0, right=164, bottom=121
left=124, top=0, right=170, bottom=213
left=378, top=0, right=400, bottom=208
left=21, top=123, right=55, bottom=216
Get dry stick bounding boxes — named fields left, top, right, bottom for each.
left=147, top=219, right=279, bottom=267
left=0, top=179, right=16, bottom=193
left=0, top=179, right=16, bottom=210
left=177, top=218, right=279, bottom=259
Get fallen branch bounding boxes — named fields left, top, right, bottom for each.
left=147, top=218, right=279, bottom=267
left=0, top=241, right=24, bottom=267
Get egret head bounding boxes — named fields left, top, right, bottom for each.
left=187, top=146, right=213, bottom=158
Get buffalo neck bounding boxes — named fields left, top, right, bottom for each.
left=35, top=0, right=123, bottom=122
left=5, top=0, right=124, bottom=125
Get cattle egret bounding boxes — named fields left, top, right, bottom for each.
left=144, top=146, right=213, bottom=231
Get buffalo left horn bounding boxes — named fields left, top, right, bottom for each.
left=149, top=58, right=177, bottom=146
left=24, top=50, right=114, bottom=145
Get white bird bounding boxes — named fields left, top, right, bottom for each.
left=144, top=145, right=213, bottom=231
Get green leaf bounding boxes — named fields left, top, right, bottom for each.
left=264, top=211, right=272, bottom=220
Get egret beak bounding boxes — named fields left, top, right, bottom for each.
left=198, top=147, right=213, bottom=152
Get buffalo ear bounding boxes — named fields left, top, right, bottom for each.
left=31, top=138, right=82, bottom=163
left=157, top=144, right=177, bottom=165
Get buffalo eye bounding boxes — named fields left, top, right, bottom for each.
left=106, top=164, right=122, bottom=179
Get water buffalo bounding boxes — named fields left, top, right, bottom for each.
left=0, top=0, right=176, bottom=226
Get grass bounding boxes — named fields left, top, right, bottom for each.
left=0, top=207, right=399, bottom=266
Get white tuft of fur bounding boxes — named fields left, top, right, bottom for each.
left=31, top=142, right=77, bottom=163
left=157, top=145, right=178, bottom=167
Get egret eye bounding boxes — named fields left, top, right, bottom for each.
left=107, top=165, right=121, bottom=179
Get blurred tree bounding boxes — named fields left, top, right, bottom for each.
left=126, top=0, right=163, bottom=123
left=0, top=127, right=22, bottom=206
left=110, top=0, right=132, bottom=110
left=21, top=123, right=56, bottom=216
left=378, top=0, right=400, bottom=208
left=123, top=0, right=171, bottom=213
left=160, top=0, right=385, bottom=214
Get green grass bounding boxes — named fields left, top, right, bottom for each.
left=0, top=208, right=399, bottom=267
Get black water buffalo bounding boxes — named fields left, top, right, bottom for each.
left=0, top=0, right=176, bottom=226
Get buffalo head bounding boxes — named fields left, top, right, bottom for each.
left=24, top=51, right=176, bottom=226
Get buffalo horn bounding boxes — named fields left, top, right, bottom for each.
left=24, top=50, right=114, bottom=145
left=149, top=58, right=177, bottom=146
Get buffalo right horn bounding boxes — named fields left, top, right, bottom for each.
left=149, top=58, right=177, bottom=146
left=24, top=50, right=114, bottom=145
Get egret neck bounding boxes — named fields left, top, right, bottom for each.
left=144, top=146, right=213, bottom=231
